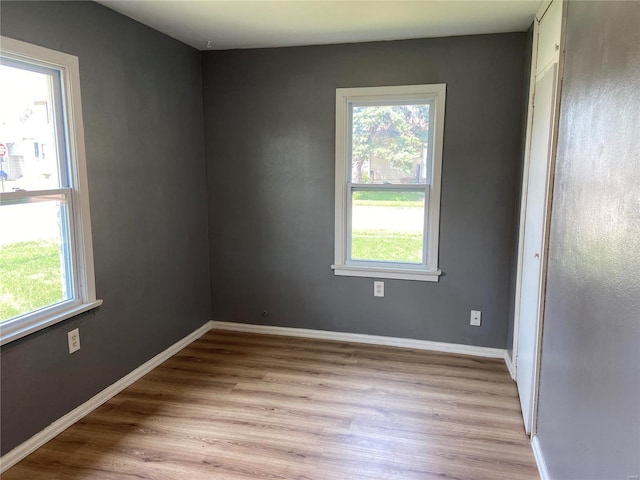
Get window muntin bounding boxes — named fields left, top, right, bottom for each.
left=0, top=37, right=101, bottom=344
left=333, top=84, right=445, bottom=282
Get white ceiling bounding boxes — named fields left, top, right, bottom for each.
left=97, top=1, right=539, bottom=51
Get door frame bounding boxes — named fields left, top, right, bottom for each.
left=512, top=0, right=567, bottom=435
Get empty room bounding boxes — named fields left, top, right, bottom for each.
left=0, top=1, right=638, bottom=479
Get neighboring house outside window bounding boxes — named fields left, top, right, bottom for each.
left=332, top=84, right=446, bottom=282
left=0, top=37, right=101, bottom=345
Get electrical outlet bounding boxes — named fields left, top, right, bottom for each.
left=374, top=281, right=384, bottom=297
left=470, top=310, right=482, bottom=327
left=68, top=328, right=80, bottom=354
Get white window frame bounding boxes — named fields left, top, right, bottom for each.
left=0, top=37, right=101, bottom=345
left=331, top=84, right=446, bottom=282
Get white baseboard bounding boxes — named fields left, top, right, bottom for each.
left=532, top=435, right=551, bottom=480
left=0, top=321, right=214, bottom=474
left=211, top=321, right=506, bottom=359
left=504, top=350, right=516, bottom=380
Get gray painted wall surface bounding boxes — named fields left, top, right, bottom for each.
left=536, top=2, right=640, bottom=478
left=203, top=34, right=526, bottom=348
left=0, top=1, right=210, bottom=454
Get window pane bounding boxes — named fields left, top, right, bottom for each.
left=0, top=197, right=73, bottom=321
left=0, top=64, right=64, bottom=192
left=351, top=190, right=425, bottom=263
left=350, top=103, right=431, bottom=184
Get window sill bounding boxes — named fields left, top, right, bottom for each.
left=331, top=264, right=441, bottom=282
left=0, top=299, right=103, bottom=346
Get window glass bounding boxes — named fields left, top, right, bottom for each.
left=348, top=101, right=431, bottom=266
left=0, top=64, right=64, bottom=192
left=350, top=190, right=425, bottom=263
left=350, top=103, right=431, bottom=184
left=0, top=196, right=73, bottom=321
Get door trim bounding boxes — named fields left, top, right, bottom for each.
left=511, top=16, right=541, bottom=373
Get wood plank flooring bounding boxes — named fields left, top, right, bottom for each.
left=2, top=330, right=539, bottom=479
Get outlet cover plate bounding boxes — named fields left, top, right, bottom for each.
left=68, top=328, right=80, bottom=354
left=470, top=310, right=482, bottom=327
left=374, top=281, right=384, bottom=297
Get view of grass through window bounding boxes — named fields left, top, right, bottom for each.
left=351, top=190, right=425, bottom=263
left=0, top=239, right=65, bottom=321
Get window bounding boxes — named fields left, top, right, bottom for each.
left=0, top=37, right=101, bottom=344
left=332, top=84, right=446, bottom=282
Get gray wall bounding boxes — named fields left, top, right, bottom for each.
left=203, top=34, right=527, bottom=348
left=536, top=2, right=640, bottom=478
left=0, top=1, right=210, bottom=454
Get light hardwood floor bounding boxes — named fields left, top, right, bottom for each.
left=3, top=330, right=539, bottom=479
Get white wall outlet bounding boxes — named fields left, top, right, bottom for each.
left=68, top=328, right=81, bottom=354
left=374, top=281, right=384, bottom=297
left=470, top=310, right=482, bottom=327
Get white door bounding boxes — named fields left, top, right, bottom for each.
left=516, top=63, right=558, bottom=433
